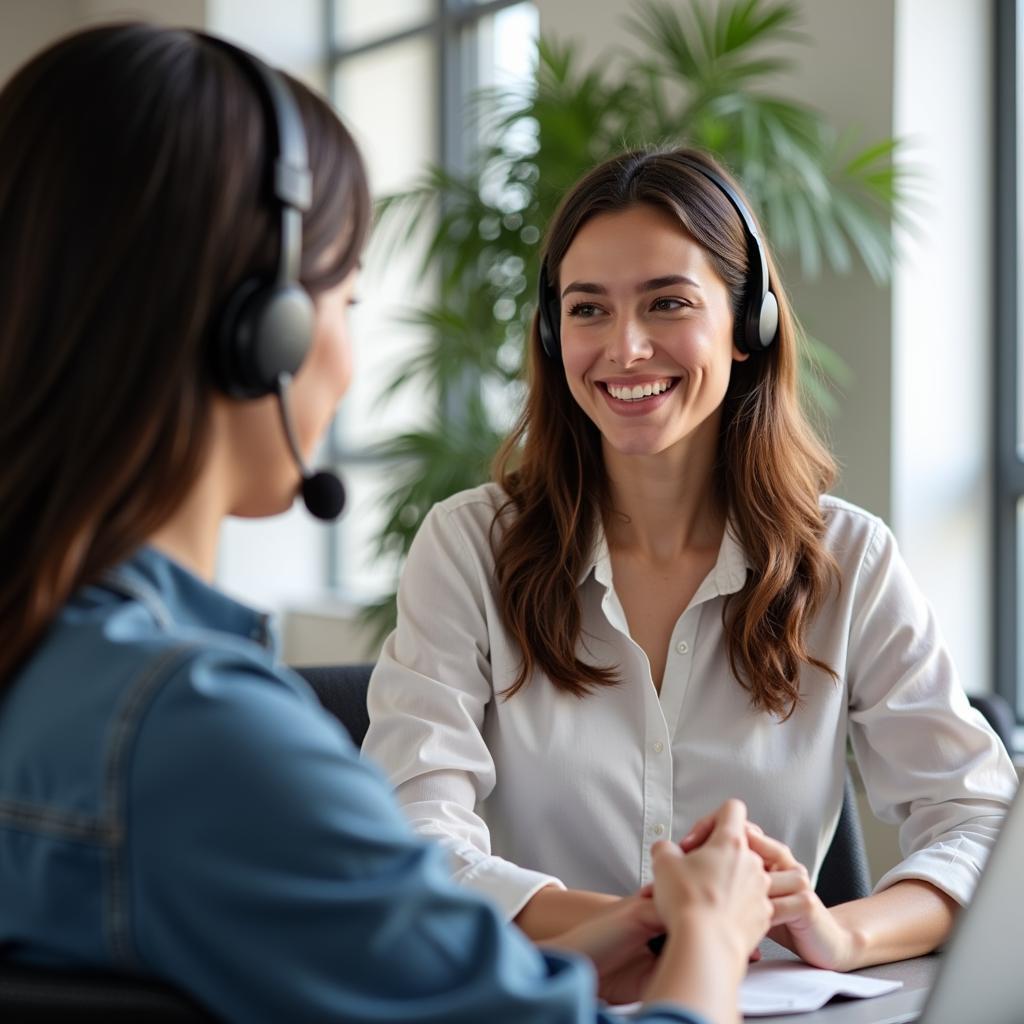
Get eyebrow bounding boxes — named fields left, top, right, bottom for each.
left=560, top=274, right=700, bottom=299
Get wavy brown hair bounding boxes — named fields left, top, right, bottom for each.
left=0, top=24, right=370, bottom=688
left=493, top=148, right=838, bottom=718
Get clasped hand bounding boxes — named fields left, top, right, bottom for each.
left=681, top=810, right=860, bottom=972
left=547, top=801, right=860, bottom=1005
left=546, top=799, right=775, bottom=1004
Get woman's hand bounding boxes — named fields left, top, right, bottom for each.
left=653, top=800, right=773, bottom=964
left=544, top=888, right=663, bottom=1005
left=748, top=827, right=861, bottom=971
left=639, top=800, right=772, bottom=1023
left=681, top=813, right=859, bottom=972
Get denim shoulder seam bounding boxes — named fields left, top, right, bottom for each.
left=0, top=800, right=115, bottom=843
left=103, top=642, right=201, bottom=968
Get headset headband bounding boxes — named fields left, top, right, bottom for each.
left=200, top=35, right=311, bottom=284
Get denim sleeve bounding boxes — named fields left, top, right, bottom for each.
left=124, top=650, right=705, bottom=1024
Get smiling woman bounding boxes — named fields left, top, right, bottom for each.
left=558, top=204, right=744, bottom=457
left=362, top=147, right=1017, bottom=980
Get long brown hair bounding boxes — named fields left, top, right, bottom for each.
left=493, top=148, right=838, bottom=717
left=0, top=24, right=370, bottom=687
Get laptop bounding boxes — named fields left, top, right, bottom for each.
left=785, top=779, right=1024, bottom=1024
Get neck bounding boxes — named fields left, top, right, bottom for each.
left=147, top=449, right=230, bottom=583
left=602, top=413, right=725, bottom=562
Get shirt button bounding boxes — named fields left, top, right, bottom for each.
left=653, top=740, right=664, bottom=754
left=652, top=823, right=665, bottom=836
left=676, top=640, right=689, bottom=654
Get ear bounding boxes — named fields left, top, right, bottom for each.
left=732, top=345, right=750, bottom=363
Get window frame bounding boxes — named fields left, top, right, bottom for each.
left=995, top=0, right=1024, bottom=725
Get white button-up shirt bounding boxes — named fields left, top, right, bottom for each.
left=363, top=483, right=1017, bottom=920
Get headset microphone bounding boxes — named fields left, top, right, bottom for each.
left=275, top=373, right=346, bottom=521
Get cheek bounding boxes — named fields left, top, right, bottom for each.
left=560, top=343, right=595, bottom=404
left=288, top=320, right=353, bottom=451
left=305, top=318, right=353, bottom=401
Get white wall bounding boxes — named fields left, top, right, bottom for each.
left=1, top=1, right=78, bottom=83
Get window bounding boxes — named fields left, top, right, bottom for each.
left=996, top=0, right=1024, bottom=725
left=326, top=0, right=538, bottom=604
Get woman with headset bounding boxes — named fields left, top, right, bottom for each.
left=0, top=24, right=772, bottom=1024
left=363, top=148, right=1019, bottom=969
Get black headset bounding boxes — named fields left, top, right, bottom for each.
left=203, top=36, right=345, bottom=520
left=205, top=36, right=315, bottom=399
left=537, top=155, right=779, bottom=361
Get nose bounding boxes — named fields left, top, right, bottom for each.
left=606, top=314, right=653, bottom=366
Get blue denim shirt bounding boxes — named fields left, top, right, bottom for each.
left=0, top=547, right=705, bottom=1024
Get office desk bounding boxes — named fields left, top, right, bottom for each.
left=747, top=943, right=938, bottom=1024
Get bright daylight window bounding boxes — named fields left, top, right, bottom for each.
left=327, top=0, right=538, bottom=604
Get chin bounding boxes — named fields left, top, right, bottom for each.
left=603, top=430, right=680, bottom=458
left=230, top=484, right=301, bottom=519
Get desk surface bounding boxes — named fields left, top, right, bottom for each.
left=744, top=943, right=938, bottom=1024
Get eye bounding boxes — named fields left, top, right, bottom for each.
left=650, top=296, right=689, bottom=313
left=566, top=301, right=603, bottom=318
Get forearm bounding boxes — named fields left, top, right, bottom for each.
left=643, top=913, right=745, bottom=1024
left=513, top=884, right=619, bottom=941
left=831, top=879, right=958, bottom=969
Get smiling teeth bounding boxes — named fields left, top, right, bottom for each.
left=606, top=379, right=674, bottom=401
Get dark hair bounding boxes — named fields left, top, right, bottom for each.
left=492, top=148, right=838, bottom=718
left=0, top=23, right=371, bottom=686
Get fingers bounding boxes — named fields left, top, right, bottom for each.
left=682, top=798, right=750, bottom=851
left=713, top=797, right=750, bottom=834
left=766, top=865, right=811, bottom=898
left=746, top=827, right=800, bottom=870
left=769, top=890, right=821, bottom=927
left=679, top=813, right=715, bottom=851
left=651, top=839, right=684, bottom=864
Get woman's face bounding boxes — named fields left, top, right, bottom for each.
left=227, top=268, right=358, bottom=517
left=557, top=203, right=746, bottom=461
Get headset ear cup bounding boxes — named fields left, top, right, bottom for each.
left=537, top=262, right=562, bottom=361
left=216, top=279, right=262, bottom=398
left=540, top=295, right=561, bottom=360
left=757, top=291, right=779, bottom=350
left=217, top=280, right=315, bottom=398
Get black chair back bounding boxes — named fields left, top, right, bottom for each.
left=0, top=962, right=211, bottom=1021
left=815, top=771, right=872, bottom=906
left=293, top=662, right=373, bottom=744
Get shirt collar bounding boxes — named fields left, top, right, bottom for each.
left=582, top=515, right=752, bottom=600
left=95, top=545, right=275, bottom=649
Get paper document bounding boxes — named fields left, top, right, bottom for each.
left=739, top=960, right=903, bottom=1016
left=613, top=960, right=902, bottom=1017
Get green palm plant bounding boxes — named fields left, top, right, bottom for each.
left=360, top=0, right=908, bottom=639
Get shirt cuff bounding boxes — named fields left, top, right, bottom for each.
left=873, top=836, right=987, bottom=906
left=455, top=857, right=566, bottom=919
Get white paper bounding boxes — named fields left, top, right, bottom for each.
left=739, top=960, right=903, bottom=1016
left=612, top=960, right=903, bottom=1017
